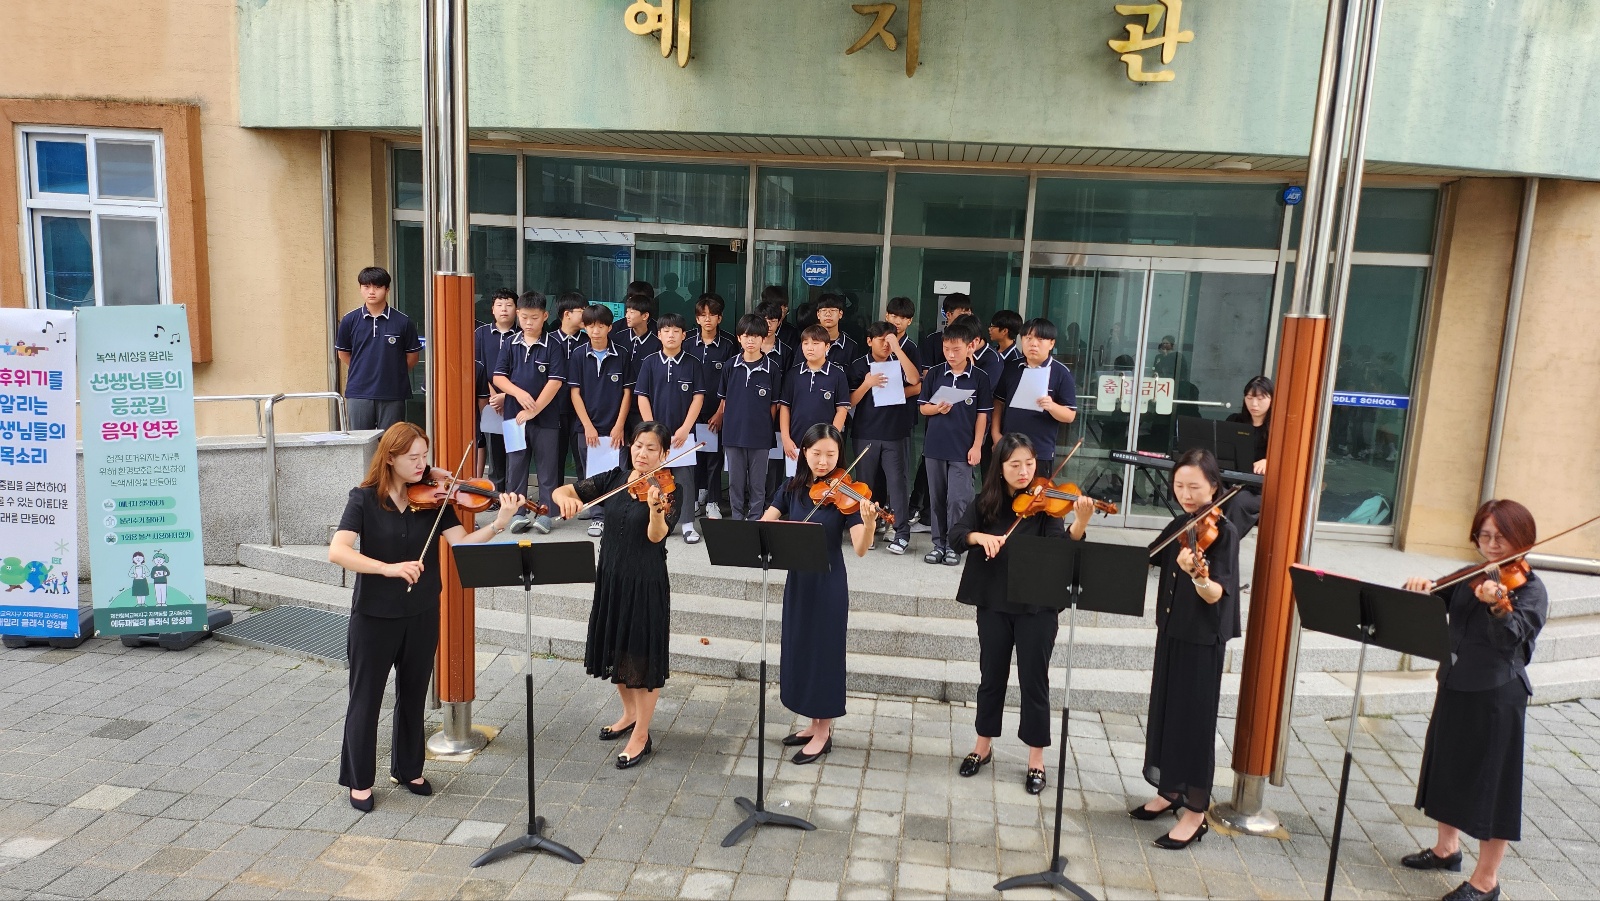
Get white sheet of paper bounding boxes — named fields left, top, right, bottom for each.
left=785, top=453, right=798, bottom=477
left=501, top=417, right=526, bottom=453
left=1010, top=367, right=1052, bottom=412
left=929, top=386, right=975, bottom=407
left=479, top=404, right=500, bottom=434
left=694, top=423, right=720, bottom=452
left=768, top=431, right=784, bottom=460
left=584, top=442, right=619, bottom=477
left=666, top=437, right=700, bottom=461
left=869, top=361, right=906, bottom=407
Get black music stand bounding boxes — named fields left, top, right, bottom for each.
left=995, top=536, right=1149, bottom=899
left=453, top=540, right=596, bottom=869
left=1288, top=564, right=1449, bottom=901
left=698, top=518, right=830, bottom=847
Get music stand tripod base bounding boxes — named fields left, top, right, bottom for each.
left=995, top=857, right=1095, bottom=898
left=722, top=795, right=817, bottom=848
left=473, top=813, right=583, bottom=868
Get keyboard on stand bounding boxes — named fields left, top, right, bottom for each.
left=1108, top=450, right=1264, bottom=488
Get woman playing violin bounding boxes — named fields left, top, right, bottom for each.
left=1135, top=447, right=1241, bottom=849
left=761, top=422, right=879, bottom=764
left=950, top=434, right=1093, bottom=795
left=549, top=421, right=681, bottom=770
left=328, top=422, right=527, bottom=811
left=1398, top=500, right=1547, bottom=901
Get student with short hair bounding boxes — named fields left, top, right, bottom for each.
left=885, top=296, right=920, bottom=370
left=957, top=312, right=1005, bottom=480
left=989, top=309, right=1024, bottom=366
left=568, top=304, right=633, bottom=538
left=848, top=322, right=920, bottom=554
left=918, top=319, right=993, bottom=565
left=992, top=318, right=1077, bottom=474
left=908, top=293, right=973, bottom=531
left=336, top=267, right=422, bottom=432
left=631, top=312, right=707, bottom=544
left=551, top=291, right=590, bottom=485
left=492, top=291, right=568, bottom=534
left=623, top=292, right=662, bottom=383
left=716, top=314, right=783, bottom=520
left=762, top=284, right=800, bottom=349
left=755, top=300, right=794, bottom=374
left=813, top=293, right=858, bottom=367
left=474, top=288, right=519, bottom=490
left=689, top=293, right=736, bottom=520
left=778, top=325, right=851, bottom=465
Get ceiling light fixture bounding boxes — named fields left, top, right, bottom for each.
left=869, top=149, right=906, bottom=160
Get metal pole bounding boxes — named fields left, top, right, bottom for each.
left=420, top=0, right=438, bottom=435
left=321, top=131, right=341, bottom=431
left=1481, top=177, right=1539, bottom=504
left=264, top=393, right=287, bottom=548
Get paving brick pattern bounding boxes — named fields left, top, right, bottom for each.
left=1, top=625, right=1596, bottom=900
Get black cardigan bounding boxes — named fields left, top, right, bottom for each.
left=950, top=498, right=1077, bottom=615
left=1147, top=511, right=1242, bottom=645
left=1437, top=572, right=1547, bottom=694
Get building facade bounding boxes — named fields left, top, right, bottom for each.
left=4, top=0, right=1599, bottom=557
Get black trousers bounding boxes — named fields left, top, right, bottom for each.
left=975, top=606, right=1059, bottom=748
left=339, top=609, right=439, bottom=790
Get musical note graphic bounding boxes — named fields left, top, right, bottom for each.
left=40, top=320, right=67, bottom=344
left=153, top=325, right=165, bottom=339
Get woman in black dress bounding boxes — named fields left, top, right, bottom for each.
left=762, top=422, right=879, bottom=764
left=550, top=421, right=680, bottom=769
left=951, top=434, right=1093, bottom=795
left=329, top=422, right=526, bottom=811
left=1399, top=500, right=1547, bottom=901
left=1222, top=375, right=1271, bottom=537
left=1134, top=447, right=1240, bottom=849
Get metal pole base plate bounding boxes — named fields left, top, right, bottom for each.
left=720, top=796, right=816, bottom=848
left=425, top=723, right=494, bottom=760
left=471, top=816, right=584, bottom=868
left=1209, top=802, right=1289, bottom=839
left=994, top=856, right=1097, bottom=899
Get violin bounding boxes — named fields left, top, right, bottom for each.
left=808, top=468, right=893, bottom=525
left=1431, top=557, right=1530, bottom=618
left=627, top=469, right=677, bottom=513
left=407, top=467, right=547, bottom=517
left=1010, top=478, right=1118, bottom=519
left=1176, top=507, right=1223, bottom=582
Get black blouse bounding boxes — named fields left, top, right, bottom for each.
left=1148, top=511, right=1241, bottom=645
left=337, top=485, right=461, bottom=618
left=1437, top=572, right=1547, bottom=694
left=949, top=498, right=1077, bottom=615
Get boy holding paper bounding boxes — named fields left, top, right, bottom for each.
left=991, top=317, right=1077, bottom=473
left=568, top=303, right=632, bottom=537
left=632, top=312, right=707, bottom=544
left=493, top=291, right=568, bottom=534
left=688, top=293, right=736, bottom=520
left=917, top=319, right=992, bottom=565
left=715, top=314, right=783, bottom=521
left=849, top=321, right=921, bottom=554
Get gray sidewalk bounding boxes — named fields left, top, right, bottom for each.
left=0, top=631, right=1596, bottom=900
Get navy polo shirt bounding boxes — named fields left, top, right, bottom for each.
left=688, top=330, right=738, bottom=422
left=996, top=343, right=1023, bottom=367
left=335, top=304, right=423, bottom=401
left=897, top=335, right=921, bottom=372
left=779, top=361, right=850, bottom=442
left=995, top=359, right=1077, bottom=462
left=566, top=341, right=632, bottom=433
left=777, top=320, right=801, bottom=349
left=473, top=323, right=517, bottom=399
left=625, top=330, right=663, bottom=384
left=632, top=350, right=706, bottom=432
left=493, top=332, right=568, bottom=429
left=719, top=355, right=782, bottom=449
left=919, top=363, right=994, bottom=462
left=825, top=333, right=858, bottom=368
left=764, top=340, right=794, bottom=375
left=972, top=344, right=1007, bottom=395
left=550, top=329, right=586, bottom=413
left=848, top=354, right=915, bottom=441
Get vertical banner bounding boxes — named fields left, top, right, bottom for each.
left=79, top=306, right=206, bottom=636
left=0, top=310, right=78, bottom=637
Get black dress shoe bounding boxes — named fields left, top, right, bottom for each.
left=1442, top=882, right=1500, bottom=901
left=1153, top=820, right=1207, bottom=850
left=348, top=791, right=374, bottom=812
left=389, top=776, right=433, bottom=796
left=598, top=721, right=636, bottom=741
left=616, top=736, right=653, bottom=769
left=792, top=738, right=832, bottom=765
left=1401, top=848, right=1463, bottom=872
left=780, top=731, right=811, bottom=747
left=1025, top=768, right=1047, bottom=795
left=958, top=752, right=992, bottom=777
left=1129, top=798, right=1177, bottom=820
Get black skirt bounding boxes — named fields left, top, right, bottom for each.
left=1143, top=633, right=1225, bottom=812
left=1415, top=679, right=1527, bottom=841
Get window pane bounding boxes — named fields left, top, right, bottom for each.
left=95, top=141, right=158, bottom=200
left=34, top=140, right=89, bottom=195
left=468, top=225, right=518, bottom=322
left=758, top=168, right=885, bottom=233
left=524, top=240, right=631, bottom=306
left=751, top=242, right=879, bottom=345
left=99, top=217, right=161, bottom=306
left=1034, top=179, right=1285, bottom=248
left=393, top=221, right=427, bottom=424
left=892, top=173, right=1027, bottom=239
left=1288, top=187, right=1440, bottom=255
left=393, top=149, right=423, bottom=211
left=525, top=157, right=748, bottom=226
left=469, top=153, right=517, bottom=216
left=38, top=215, right=95, bottom=310
left=888, top=246, right=1023, bottom=340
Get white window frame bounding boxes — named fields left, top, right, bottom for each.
left=16, top=125, right=173, bottom=309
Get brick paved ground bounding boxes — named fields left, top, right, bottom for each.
left=0, top=627, right=1595, bottom=900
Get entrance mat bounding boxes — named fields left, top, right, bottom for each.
left=215, top=605, right=348, bottom=666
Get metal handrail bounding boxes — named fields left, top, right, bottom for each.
left=264, top=392, right=349, bottom=547
left=193, top=394, right=271, bottom=436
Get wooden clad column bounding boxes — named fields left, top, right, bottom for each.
left=433, top=272, right=477, bottom=707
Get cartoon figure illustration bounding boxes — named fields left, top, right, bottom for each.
left=25, top=560, right=51, bottom=592
left=1, top=558, right=25, bottom=591
left=129, top=551, right=149, bottom=606
left=150, top=551, right=171, bottom=607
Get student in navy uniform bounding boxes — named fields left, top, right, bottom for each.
left=918, top=319, right=992, bottom=566
left=884, top=296, right=920, bottom=372
left=714, top=314, right=783, bottom=521
left=954, top=312, right=1005, bottom=481
left=568, top=304, right=633, bottom=539
left=688, top=293, right=736, bottom=520
left=631, top=312, right=707, bottom=544
left=991, top=318, right=1078, bottom=474
left=492, top=291, right=567, bottom=535
left=335, top=267, right=422, bottom=432
left=755, top=300, right=793, bottom=375
left=623, top=291, right=661, bottom=379
left=989, top=309, right=1024, bottom=367
left=814, top=294, right=858, bottom=367
left=779, top=325, right=851, bottom=466
left=473, top=288, right=518, bottom=491
left=762, top=284, right=800, bottom=349
left=909, top=293, right=974, bottom=530
left=848, top=322, right=920, bottom=554
left=550, top=291, right=589, bottom=488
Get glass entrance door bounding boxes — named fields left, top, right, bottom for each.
left=634, top=240, right=746, bottom=321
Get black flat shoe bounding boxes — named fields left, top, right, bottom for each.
left=1129, top=799, right=1177, bottom=820
left=1025, top=768, right=1047, bottom=795
left=780, top=731, right=811, bottom=747
left=389, top=776, right=432, bottom=796
left=1401, top=848, right=1463, bottom=872
left=1153, top=820, right=1207, bottom=850
left=791, top=738, right=832, bottom=765
left=599, top=721, right=636, bottom=741
left=1442, top=882, right=1500, bottom=901
left=616, top=737, right=653, bottom=769
left=958, top=752, right=992, bottom=777
left=348, top=791, right=374, bottom=812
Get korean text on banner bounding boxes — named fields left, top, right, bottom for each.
left=79, top=306, right=207, bottom=636
left=0, top=310, right=79, bottom=637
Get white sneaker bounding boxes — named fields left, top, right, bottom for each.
left=705, top=503, right=722, bottom=520
left=587, top=520, right=604, bottom=538
left=683, top=526, right=701, bottom=545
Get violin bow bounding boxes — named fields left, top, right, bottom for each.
left=1431, top=511, right=1600, bottom=593
left=1147, top=484, right=1243, bottom=558
left=999, top=440, right=1085, bottom=541
left=801, top=444, right=874, bottom=524
left=577, top=442, right=706, bottom=515
left=405, top=440, right=477, bottom=593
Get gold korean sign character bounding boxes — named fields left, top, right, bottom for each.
left=847, top=0, right=922, bottom=78
left=625, top=0, right=692, bottom=68
left=1108, top=0, right=1193, bottom=83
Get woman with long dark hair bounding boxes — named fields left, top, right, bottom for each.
left=1398, top=500, right=1546, bottom=901
left=1134, top=447, right=1241, bottom=849
left=550, top=421, right=680, bottom=769
left=329, top=422, right=525, bottom=811
left=950, top=434, right=1093, bottom=794
left=1223, top=375, right=1272, bottom=536
left=761, top=422, right=879, bottom=764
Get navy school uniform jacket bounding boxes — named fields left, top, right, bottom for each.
left=688, top=330, right=738, bottom=423
left=719, top=355, right=783, bottom=450
left=994, top=358, right=1077, bottom=462
left=566, top=341, right=632, bottom=434
left=493, top=332, right=568, bottom=429
left=779, top=361, right=851, bottom=442
left=848, top=353, right=916, bottom=442
left=919, top=363, right=994, bottom=462
left=632, top=349, right=707, bottom=433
